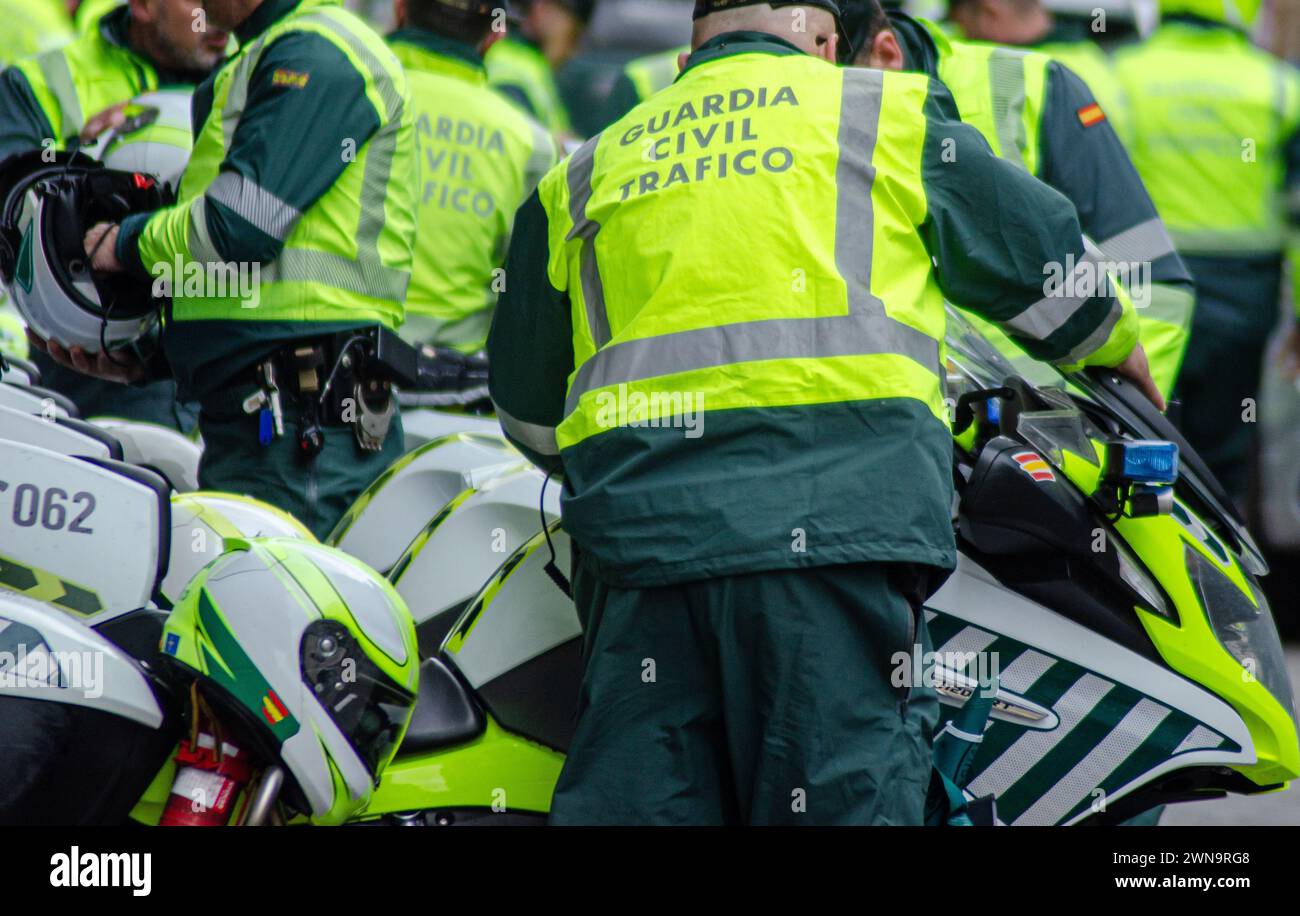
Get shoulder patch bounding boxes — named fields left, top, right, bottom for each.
left=1076, top=102, right=1105, bottom=127
left=272, top=68, right=310, bottom=89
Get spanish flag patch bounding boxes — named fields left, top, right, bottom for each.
left=1012, top=450, right=1056, bottom=482
left=1077, top=103, right=1105, bottom=127
left=262, top=689, right=289, bottom=725
left=272, top=68, right=310, bottom=89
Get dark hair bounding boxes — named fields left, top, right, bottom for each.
left=839, top=0, right=890, bottom=63
left=406, top=0, right=502, bottom=45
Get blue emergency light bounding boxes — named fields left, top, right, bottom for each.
left=1111, top=439, right=1179, bottom=485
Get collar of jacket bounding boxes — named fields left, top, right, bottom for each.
left=1160, top=13, right=1250, bottom=36
left=237, top=0, right=309, bottom=44
left=678, top=30, right=805, bottom=78
left=389, top=28, right=486, bottom=82
left=99, top=4, right=132, bottom=49
left=887, top=12, right=943, bottom=78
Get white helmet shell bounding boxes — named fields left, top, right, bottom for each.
left=0, top=154, right=165, bottom=353
left=97, top=89, right=194, bottom=196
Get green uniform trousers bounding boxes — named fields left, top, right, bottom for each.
left=196, top=382, right=404, bottom=540
left=549, top=555, right=940, bottom=825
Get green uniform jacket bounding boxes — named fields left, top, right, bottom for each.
left=894, top=14, right=1195, bottom=396
left=1030, top=16, right=1132, bottom=143
left=488, top=31, right=1137, bottom=588
left=116, top=0, right=406, bottom=399
left=390, top=28, right=556, bottom=352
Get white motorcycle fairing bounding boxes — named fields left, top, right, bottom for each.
left=0, top=439, right=168, bottom=625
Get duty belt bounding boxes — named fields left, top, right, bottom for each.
left=241, top=329, right=403, bottom=456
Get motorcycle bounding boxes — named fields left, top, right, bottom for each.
left=345, top=309, right=1299, bottom=825
left=1, top=312, right=1295, bottom=824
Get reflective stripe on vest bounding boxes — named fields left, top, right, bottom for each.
left=36, top=51, right=83, bottom=135
left=988, top=47, right=1029, bottom=169
left=258, top=10, right=408, bottom=300
left=933, top=34, right=1048, bottom=176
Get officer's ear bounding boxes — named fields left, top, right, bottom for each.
left=392, top=0, right=406, bottom=28
left=127, top=0, right=154, bottom=26
left=868, top=29, right=904, bottom=71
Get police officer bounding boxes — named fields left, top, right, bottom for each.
left=945, top=0, right=1130, bottom=141
left=485, top=0, right=591, bottom=138
left=40, top=0, right=418, bottom=539
left=1, top=0, right=228, bottom=429
left=1114, top=0, right=1300, bottom=498
left=488, top=0, right=1160, bottom=824
left=846, top=0, right=1196, bottom=399
left=390, top=0, right=556, bottom=352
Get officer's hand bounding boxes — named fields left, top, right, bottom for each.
left=26, top=330, right=145, bottom=384
left=1114, top=343, right=1166, bottom=412
left=84, top=222, right=123, bottom=272
left=80, top=102, right=129, bottom=144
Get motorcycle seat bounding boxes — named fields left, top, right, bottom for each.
left=398, top=656, right=485, bottom=757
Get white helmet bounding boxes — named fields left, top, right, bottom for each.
left=0, top=151, right=164, bottom=353
left=161, top=538, right=421, bottom=824
left=0, top=90, right=192, bottom=354
left=96, top=88, right=194, bottom=197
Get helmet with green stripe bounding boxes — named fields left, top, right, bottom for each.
left=161, top=538, right=420, bottom=825
left=96, top=88, right=195, bottom=197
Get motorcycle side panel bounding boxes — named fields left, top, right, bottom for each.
left=0, top=403, right=117, bottom=461
left=442, top=526, right=580, bottom=751
left=0, top=380, right=73, bottom=419
left=0, top=440, right=167, bottom=624
left=391, top=467, right=561, bottom=632
left=0, top=361, right=35, bottom=387
left=92, top=419, right=202, bottom=492
left=400, top=408, right=506, bottom=451
left=328, top=432, right=524, bottom=575
left=0, top=590, right=163, bottom=727
left=926, top=554, right=1255, bottom=825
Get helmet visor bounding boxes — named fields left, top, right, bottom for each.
left=301, top=620, right=416, bottom=779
